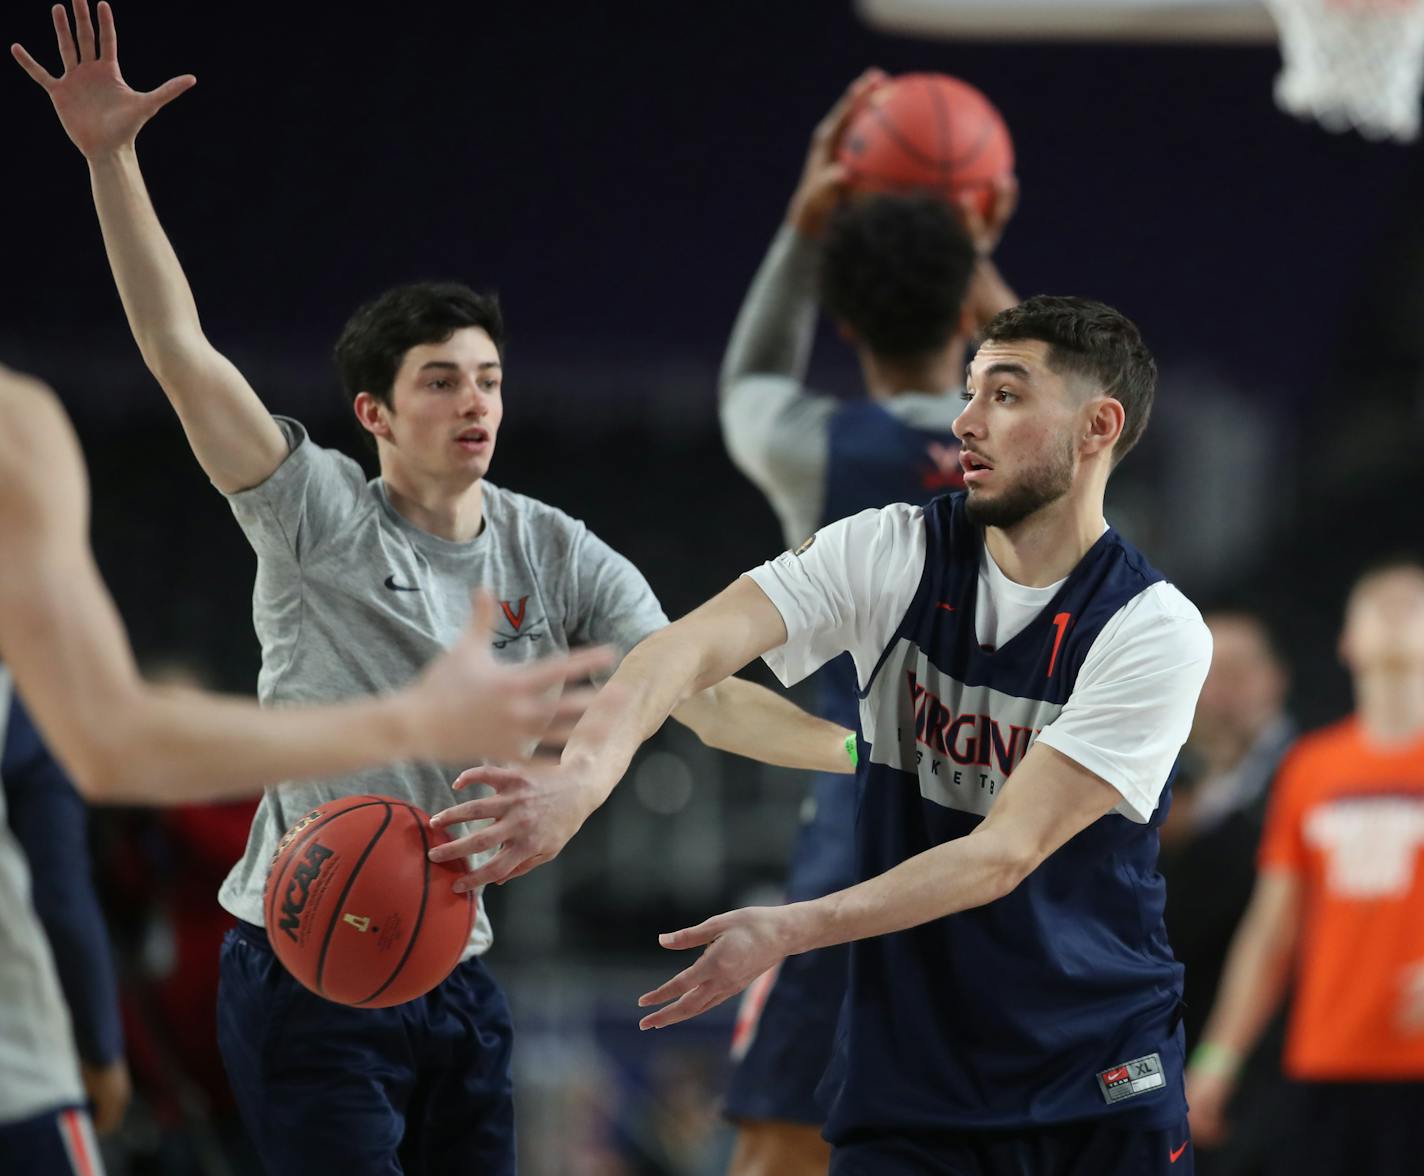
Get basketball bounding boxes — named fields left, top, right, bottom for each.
left=262, top=795, right=474, bottom=1007
left=837, top=73, right=1015, bottom=218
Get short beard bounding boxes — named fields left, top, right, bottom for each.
left=964, top=436, right=1075, bottom=530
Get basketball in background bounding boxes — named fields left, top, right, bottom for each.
left=263, top=794, right=474, bottom=1007
left=837, top=73, right=1015, bottom=218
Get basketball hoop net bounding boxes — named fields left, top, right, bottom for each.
left=1265, top=0, right=1424, bottom=140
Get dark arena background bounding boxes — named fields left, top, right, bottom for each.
left=4, top=1, right=1424, bottom=1172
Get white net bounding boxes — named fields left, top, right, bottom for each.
left=1265, top=0, right=1424, bottom=140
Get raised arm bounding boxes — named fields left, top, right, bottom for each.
left=717, top=72, right=884, bottom=504
left=12, top=1, right=287, bottom=492
left=0, top=367, right=611, bottom=803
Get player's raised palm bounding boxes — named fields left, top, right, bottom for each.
left=11, top=1, right=195, bottom=160
left=406, top=592, right=613, bottom=767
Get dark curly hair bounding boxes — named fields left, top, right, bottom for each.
left=981, top=295, right=1157, bottom=466
left=819, top=194, right=977, bottom=361
left=333, top=281, right=505, bottom=409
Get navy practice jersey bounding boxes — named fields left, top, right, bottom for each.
left=751, top=493, right=1205, bottom=1138
left=785, top=401, right=959, bottom=906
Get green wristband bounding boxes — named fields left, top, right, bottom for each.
left=1189, top=1041, right=1241, bottom=1076
left=845, top=734, right=859, bottom=769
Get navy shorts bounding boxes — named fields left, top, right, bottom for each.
left=724, top=771, right=856, bottom=1126
left=0, top=1104, right=105, bottom=1175
left=218, top=920, right=514, bottom=1176
left=830, top=1116, right=1194, bottom=1175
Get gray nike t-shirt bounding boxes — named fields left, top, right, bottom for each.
left=216, top=418, right=669, bottom=957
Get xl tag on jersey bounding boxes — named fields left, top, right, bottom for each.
left=1096, top=1053, right=1165, bottom=1104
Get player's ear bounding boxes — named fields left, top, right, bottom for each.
left=1081, top=396, right=1124, bottom=459
left=353, top=391, right=393, bottom=439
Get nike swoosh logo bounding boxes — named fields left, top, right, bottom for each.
left=935, top=602, right=956, bottom=612
left=1170, top=1141, right=1189, bottom=1164
left=384, top=575, right=421, bottom=592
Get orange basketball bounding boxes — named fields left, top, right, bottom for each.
left=263, top=795, right=474, bottom=1007
left=838, top=73, right=1015, bottom=218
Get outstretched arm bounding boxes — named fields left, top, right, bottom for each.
left=671, top=676, right=853, bottom=774
left=0, top=367, right=611, bottom=803
left=718, top=72, right=885, bottom=505
left=12, top=1, right=287, bottom=492
left=430, top=577, right=791, bottom=887
left=637, top=743, right=1122, bottom=1028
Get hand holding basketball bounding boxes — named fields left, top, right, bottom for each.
left=787, top=68, right=888, bottom=238
left=11, top=1, right=196, bottom=161
left=837, top=72, right=1016, bottom=222
left=956, top=173, right=1020, bottom=256
left=402, top=591, right=613, bottom=766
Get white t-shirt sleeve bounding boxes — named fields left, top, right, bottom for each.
left=1034, top=583, right=1213, bottom=823
left=744, top=503, right=925, bottom=690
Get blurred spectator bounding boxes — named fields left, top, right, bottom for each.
left=1159, top=611, right=1295, bottom=1174
left=92, top=658, right=259, bottom=1175
left=1187, top=561, right=1424, bottom=1175
left=1, top=692, right=131, bottom=1135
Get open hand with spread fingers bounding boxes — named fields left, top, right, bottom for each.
left=11, top=1, right=196, bottom=160
left=404, top=592, right=613, bottom=768
left=427, top=755, right=609, bottom=892
left=636, top=905, right=808, bottom=1030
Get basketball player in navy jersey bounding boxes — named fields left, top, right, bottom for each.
left=0, top=360, right=608, bottom=1175
left=717, top=73, right=1016, bottom=1175
left=439, top=297, right=1212, bottom=1174
left=14, top=6, right=855, bottom=1172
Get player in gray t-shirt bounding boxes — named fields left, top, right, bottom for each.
left=31, top=9, right=856, bottom=1172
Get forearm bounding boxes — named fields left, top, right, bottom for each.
left=85, top=686, right=422, bottom=804
left=966, top=255, right=1020, bottom=335
left=719, top=225, right=822, bottom=393
left=560, top=634, right=720, bottom=807
left=86, top=150, right=284, bottom=489
left=790, top=827, right=1027, bottom=954
left=1197, top=889, right=1297, bottom=1060
left=88, top=148, right=205, bottom=368
left=562, top=583, right=785, bottom=804
left=672, top=676, right=853, bottom=773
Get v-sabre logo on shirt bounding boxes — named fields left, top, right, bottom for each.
left=860, top=640, right=1063, bottom=818
left=493, top=594, right=546, bottom=650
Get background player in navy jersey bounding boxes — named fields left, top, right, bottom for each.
left=14, top=5, right=856, bottom=1172
left=0, top=358, right=606, bottom=1175
left=717, top=72, right=1017, bottom=1175
left=2, top=692, right=130, bottom=1138
left=440, top=296, right=1212, bottom=1174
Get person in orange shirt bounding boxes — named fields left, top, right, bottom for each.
left=1187, top=559, right=1424, bottom=1175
